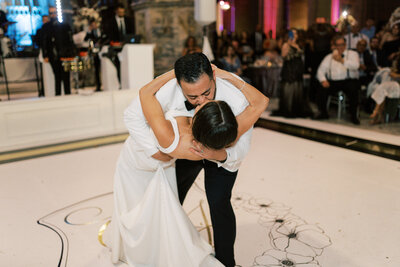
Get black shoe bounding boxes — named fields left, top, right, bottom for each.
left=351, top=117, right=360, bottom=125
left=314, top=113, right=330, bottom=120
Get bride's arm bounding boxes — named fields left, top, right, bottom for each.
left=139, top=70, right=176, bottom=149
left=214, top=67, right=269, bottom=141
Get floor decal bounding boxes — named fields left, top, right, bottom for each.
left=231, top=193, right=332, bottom=267
left=37, top=187, right=332, bottom=267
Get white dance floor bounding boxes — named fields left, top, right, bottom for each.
left=1, top=128, right=399, bottom=267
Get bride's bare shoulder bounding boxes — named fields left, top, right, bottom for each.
left=168, top=116, right=201, bottom=161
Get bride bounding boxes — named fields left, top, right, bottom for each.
left=111, top=65, right=269, bottom=266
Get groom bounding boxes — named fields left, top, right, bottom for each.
left=124, top=53, right=252, bottom=267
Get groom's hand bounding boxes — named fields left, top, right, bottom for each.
left=152, top=151, right=173, bottom=162
left=190, top=140, right=227, bottom=162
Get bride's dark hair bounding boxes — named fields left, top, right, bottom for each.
left=192, top=101, right=238, bottom=150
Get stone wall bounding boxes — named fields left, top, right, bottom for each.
left=132, top=0, right=203, bottom=76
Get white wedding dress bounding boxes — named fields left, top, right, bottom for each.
left=111, top=111, right=224, bottom=267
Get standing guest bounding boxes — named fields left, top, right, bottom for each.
left=316, top=36, right=361, bottom=124
left=380, top=23, right=400, bottom=67
left=307, top=17, right=335, bottom=102
left=182, top=36, right=202, bottom=56
left=103, top=4, right=135, bottom=84
left=42, top=6, right=76, bottom=96
left=361, top=18, right=376, bottom=40
left=344, top=22, right=370, bottom=51
left=33, top=15, right=49, bottom=96
left=273, top=29, right=310, bottom=118
left=104, top=4, right=135, bottom=43
left=250, top=24, right=266, bottom=57
left=238, top=31, right=254, bottom=68
left=356, top=39, right=377, bottom=87
left=84, top=18, right=103, bottom=92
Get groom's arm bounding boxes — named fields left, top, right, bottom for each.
left=191, top=128, right=252, bottom=172
left=218, top=128, right=252, bottom=172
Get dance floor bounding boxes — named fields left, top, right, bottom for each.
left=1, top=127, right=399, bottom=267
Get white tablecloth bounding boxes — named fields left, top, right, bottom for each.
left=2, top=57, right=38, bottom=82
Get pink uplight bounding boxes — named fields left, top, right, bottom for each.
left=263, top=0, right=278, bottom=39
left=331, top=0, right=340, bottom=25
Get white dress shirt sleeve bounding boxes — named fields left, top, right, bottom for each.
left=317, top=54, right=331, bottom=82
left=213, top=76, right=252, bottom=172
left=343, top=50, right=360, bottom=70
left=215, top=128, right=253, bottom=172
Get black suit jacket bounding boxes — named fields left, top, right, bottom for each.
left=42, top=20, right=76, bottom=60
left=105, top=16, right=135, bottom=42
left=360, top=51, right=378, bottom=75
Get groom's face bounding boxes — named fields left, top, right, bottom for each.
left=180, top=73, right=216, bottom=106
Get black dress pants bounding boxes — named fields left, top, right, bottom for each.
left=176, top=159, right=238, bottom=267
left=317, top=79, right=360, bottom=118
left=93, top=54, right=101, bottom=91
left=50, top=59, right=70, bottom=96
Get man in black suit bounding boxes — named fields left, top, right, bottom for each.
left=105, top=4, right=135, bottom=43
left=103, top=4, right=135, bottom=84
left=370, top=36, right=384, bottom=68
left=250, top=24, right=266, bottom=57
left=84, top=19, right=104, bottom=91
left=356, top=39, right=377, bottom=87
left=33, top=15, right=50, bottom=96
left=42, top=6, right=76, bottom=96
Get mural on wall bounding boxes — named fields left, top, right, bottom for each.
left=135, top=3, right=202, bottom=75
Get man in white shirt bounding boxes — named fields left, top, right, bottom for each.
left=124, top=53, right=252, bottom=267
left=316, top=36, right=361, bottom=124
left=344, top=23, right=370, bottom=51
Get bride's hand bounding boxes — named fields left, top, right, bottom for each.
left=211, top=64, right=232, bottom=80
left=189, top=140, right=227, bottom=161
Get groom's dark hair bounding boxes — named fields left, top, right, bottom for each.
left=192, top=101, right=238, bottom=150
left=174, top=53, right=213, bottom=85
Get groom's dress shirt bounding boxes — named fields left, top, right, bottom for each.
left=124, top=77, right=251, bottom=172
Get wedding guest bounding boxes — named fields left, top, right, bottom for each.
left=361, top=18, right=376, bottom=40
left=182, top=36, right=202, bottom=56
left=42, top=6, right=76, bottom=96
left=380, top=23, right=400, bottom=67
left=316, top=36, right=361, bottom=124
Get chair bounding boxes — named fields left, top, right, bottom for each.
left=327, top=91, right=347, bottom=119
left=384, top=98, right=400, bottom=123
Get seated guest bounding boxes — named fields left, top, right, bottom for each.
left=316, top=35, right=361, bottom=124
left=182, top=36, right=202, bottom=56
left=369, top=56, right=400, bottom=124
left=369, top=36, right=384, bottom=67
left=380, top=24, right=400, bottom=67
left=361, top=18, right=376, bottom=40
left=356, top=39, right=377, bottom=87
left=220, top=44, right=243, bottom=76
